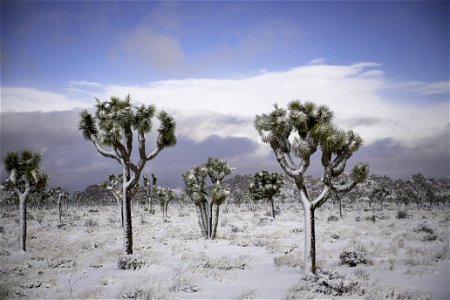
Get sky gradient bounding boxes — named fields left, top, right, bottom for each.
left=1, top=1, right=449, bottom=191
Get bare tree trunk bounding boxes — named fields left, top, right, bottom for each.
left=122, top=192, right=133, bottom=255
left=270, top=198, right=275, bottom=219
left=212, top=204, right=220, bottom=239
left=195, top=205, right=207, bottom=237
left=310, top=207, right=316, bottom=274
left=207, top=202, right=213, bottom=239
left=58, top=199, right=62, bottom=224
left=19, top=196, right=27, bottom=252
left=338, top=196, right=342, bottom=218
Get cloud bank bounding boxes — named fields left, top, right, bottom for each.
left=1, top=62, right=448, bottom=190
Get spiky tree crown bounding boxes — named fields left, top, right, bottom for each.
left=79, top=95, right=176, bottom=150
left=249, top=170, right=284, bottom=201
left=3, top=149, right=47, bottom=193
left=255, top=100, right=368, bottom=185
left=182, top=157, right=232, bottom=205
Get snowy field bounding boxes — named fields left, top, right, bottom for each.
left=0, top=202, right=449, bottom=299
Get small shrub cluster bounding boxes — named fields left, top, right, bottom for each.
left=287, top=271, right=364, bottom=299
left=117, top=254, right=146, bottom=270
left=169, top=272, right=201, bottom=293
left=88, top=208, right=99, bottom=213
left=366, top=215, right=376, bottom=222
left=396, top=210, right=407, bottom=219
left=84, top=218, right=98, bottom=227
left=0, top=226, right=4, bottom=234
left=331, top=233, right=340, bottom=240
left=339, top=251, right=372, bottom=267
left=327, top=215, right=339, bottom=222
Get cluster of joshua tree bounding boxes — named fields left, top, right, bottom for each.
left=4, top=95, right=444, bottom=275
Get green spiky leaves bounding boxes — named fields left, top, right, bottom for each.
left=3, top=149, right=47, bottom=193
left=157, top=111, right=177, bottom=149
left=350, top=163, right=369, bottom=184
left=182, top=157, right=232, bottom=206
left=79, top=110, right=98, bottom=141
left=249, top=170, right=284, bottom=201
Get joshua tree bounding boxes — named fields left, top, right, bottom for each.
left=58, top=191, right=69, bottom=222
left=74, top=191, right=82, bottom=208
left=255, top=101, right=368, bottom=274
left=156, top=187, right=174, bottom=218
left=143, top=174, right=158, bottom=214
left=182, top=157, right=232, bottom=239
left=79, top=95, right=176, bottom=254
left=249, top=170, right=284, bottom=218
left=369, top=185, right=391, bottom=211
left=3, top=149, right=48, bottom=251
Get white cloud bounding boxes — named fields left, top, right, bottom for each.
left=1, top=87, right=90, bottom=112
left=308, top=58, right=327, bottom=65
left=2, top=62, right=448, bottom=150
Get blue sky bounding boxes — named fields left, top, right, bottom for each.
left=2, top=1, right=448, bottom=87
left=1, top=1, right=449, bottom=191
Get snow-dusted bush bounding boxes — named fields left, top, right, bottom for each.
left=169, top=271, right=201, bottom=293
left=339, top=251, right=372, bottom=267
left=396, top=210, right=407, bottom=219
left=327, top=215, right=339, bottom=222
left=117, top=254, right=146, bottom=270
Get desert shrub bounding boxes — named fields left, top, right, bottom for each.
left=234, top=288, right=258, bottom=300
left=286, top=271, right=364, bottom=299
left=354, top=267, right=370, bottom=280
left=331, top=233, right=340, bottom=240
left=327, top=215, right=339, bottom=222
left=396, top=210, right=407, bottom=219
left=291, top=228, right=302, bottom=234
left=339, top=251, right=372, bottom=267
left=27, top=213, right=35, bottom=220
left=117, top=254, right=146, bottom=270
left=88, top=208, right=99, bottom=213
left=414, top=224, right=433, bottom=234
left=355, top=216, right=362, bottom=222
left=84, top=218, right=98, bottom=227
left=366, top=215, right=376, bottom=222
left=196, top=255, right=248, bottom=271
left=0, top=226, right=4, bottom=233
left=230, top=225, right=242, bottom=233
left=169, top=272, right=201, bottom=293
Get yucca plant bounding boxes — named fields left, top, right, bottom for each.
left=182, top=157, right=232, bottom=239
left=255, top=101, right=368, bottom=274
left=249, top=170, right=284, bottom=218
left=3, top=149, right=48, bottom=251
left=79, top=95, right=176, bottom=254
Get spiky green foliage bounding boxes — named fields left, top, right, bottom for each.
left=79, top=95, right=177, bottom=255
left=182, top=157, right=232, bottom=239
left=249, top=170, right=284, bottom=201
left=249, top=170, right=284, bottom=218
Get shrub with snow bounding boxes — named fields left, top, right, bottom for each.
left=117, top=254, right=146, bottom=270
left=339, top=251, right=373, bottom=267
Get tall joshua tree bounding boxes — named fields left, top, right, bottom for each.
left=143, top=174, right=158, bottom=214
left=3, top=149, right=47, bottom=251
left=255, top=101, right=368, bottom=274
left=156, top=187, right=174, bottom=218
left=79, top=95, right=176, bottom=254
left=182, top=157, right=232, bottom=239
left=249, top=170, right=284, bottom=219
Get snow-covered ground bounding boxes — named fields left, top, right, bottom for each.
left=0, top=202, right=448, bottom=299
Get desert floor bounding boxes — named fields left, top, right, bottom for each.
left=1, top=202, right=449, bottom=299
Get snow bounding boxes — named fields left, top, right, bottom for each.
left=0, top=202, right=448, bottom=299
